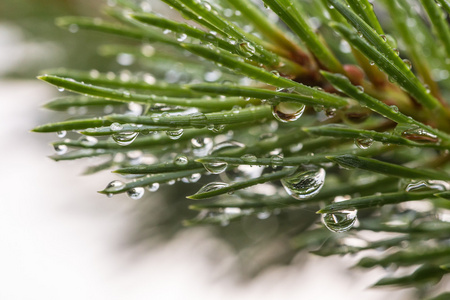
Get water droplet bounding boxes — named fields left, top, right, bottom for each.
left=405, top=180, right=450, bottom=192
left=106, top=180, right=125, bottom=191
left=401, top=126, right=440, bottom=143
left=281, top=168, right=326, bottom=200
left=56, top=130, right=66, bottom=138
left=110, top=122, right=123, bottom=131
left=272, top=102, right=305, bottom=123
left=380, top=34, right=387, bottom=42
left=369, top=61, right=375, bottom=66
left=79, top=136, right=98, bottom=146
left=322, top=209, right=357, bottom=233
left=167, top=179, right=176, bottom=185
left=53, top=144, right=68, bottom=155
left=390, top=105, right=399, bottom=113
left=203, top=161, right=228, bottom=174
left=57, top=87, right=65, bottom=92
left=174, top=155, right=189, bottom=166
left=166, top=129, right=184, bottom=140
left=257, top=211, right=271, bottom=220
left=112, top=131, right=139, bottom=146
left=194, top=182, right=229, bottom=195
left=127, top=187, right=145, bottom=200
left=241, top=154, right=257, bottom=163
left=189, top=113, right=207, bottom=128
left=146, top=182, right=160, bottom=192
left=117, top=53, right=135, bottom=66
left=354, top=138, right=373, bottom=149
left=236, top=41, right=256, bottom=57
left=221, top=165, right=264, bottom=182
left=403, top=59, right=412, bottom=70
left=356, top=85, right=364, bottom=93
left=189, top=173, right=202, bottom=183
left=68, top=24, right=79, bottom=33
left=270, top=70, right=280, bottom=77
left=177, top=33, right=188, bottom=42
left=270, top=155, right=284, bottom=167
left=191, top=137, right=213, bottom=157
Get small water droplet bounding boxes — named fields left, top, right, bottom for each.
left=380, top=34, right=387, bottom=42
left=56, top=130, right=66, bottom=138
left=203, top=161, right=228, bottom=174
left=189, top=113, right=207, bottom=128
left=77, top=135, right=95, bottom=146
left=241, top=154, right=257, bottom=163
left=57, top=87, right=65, bottom=92
left=236, top=41, right=256, bottom=58
left=322, top=209, right=357, bottom=233
left=174, top=155, right=189, bottom=166
left=110, top=122, right=123, bottom=131
left=68, top=24, right=79, bottom=33
left=390, top=105, right=399, bottom=113
left=354, top=138, right=373, bottom=149
left=53, top=144, right=68, bottom=155
left=189, top=173, right=202, bottom=183
left=146, top=183, right=160, bottom=192
left=270, top=155, right=284, bottom=167
left=257, top=211, right=271, bottom=220
left=177, top=33, right=188, bottom=42
left=127, top=187, right=145, bottom=200
left=272, top=102, right=305, bottom=123
left=403, top=59, right=412, bottom=70
left=281, top=168, right=326, bottom=200
left=356, top=85, right=364, bottom=93
left=166, top=129, right=184, bottom=140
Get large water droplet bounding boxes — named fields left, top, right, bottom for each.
left=54, top=144, right=68, bottom=155
left=191, top=137, right=213, bottom=157
left=146, top=183, right=160, bottom=192
left=106, top=180, right=125, bottom=191
left=112, top=131, right=139, bottom=146
left=194, top=182, right=229, bottom=195
left=56, top=130, right=67, bottom=138
left=322, top=209, right=357, bottom=233
left=203, top=161, right=228, bottom=174
left=406, top=180, right=450, bottom=192
left=127, top=187, right=145, bottom=200
left=166, top=129, right=184, bottom=140
left=401, top=126, right=440, bottom=143
left=281, top=168, right=326, bottom=200
left=272, top=102, right=305, bottom=122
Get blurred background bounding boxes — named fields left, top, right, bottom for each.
left=0, top=0, right=444, bottom=299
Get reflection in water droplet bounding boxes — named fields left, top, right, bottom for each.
left=281, top=168, right=326, bottom=200
left=54, top=144, right=68, bottom=155
left=146, top=183, right=160, bottom=192
left=354, top=138, right=373, bottom=149
left=127, top=187, right=145, bottom=200
left=194, top=182, right=229, bottom=195
left=272, top=102, right=305, bottom=123
left=112, top=131, right=139, bottom=146
left=221, top=165, right=264, bottom=182
left=322, top=210, right=357, bottom=233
